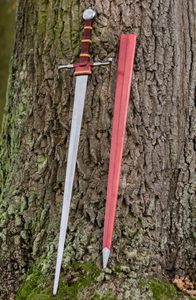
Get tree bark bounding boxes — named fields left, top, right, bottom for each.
left=0, top=0, right=16, bottom=129
left=0, top=0, right=195, bottom=299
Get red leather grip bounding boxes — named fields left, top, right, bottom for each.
left=74, top=20, right=93, bottom=76
left=80, top=20, right=92, bottom=63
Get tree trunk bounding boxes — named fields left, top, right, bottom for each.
left=0, top=0, right=195, bottom=299
left=0, top=0, right=16, bottom=129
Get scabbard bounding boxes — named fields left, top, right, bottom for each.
left=103, top=34, right=137, bottom=250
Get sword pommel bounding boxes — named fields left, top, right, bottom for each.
left=83, top=8, right=96, bottom=20
left=74, top=8, right=96, bottom=76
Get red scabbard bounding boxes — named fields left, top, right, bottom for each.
left=103, top=34, right=137, bottom=250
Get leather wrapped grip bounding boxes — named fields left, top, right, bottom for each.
left=74, top=20, right=93, bottom=75
left=80, top=20, right=92, bottom=63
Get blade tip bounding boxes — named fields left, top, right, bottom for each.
left=53, top=284, right=57, bottom=295
left=102, top=247, right=111, bottom=269
left=53, top=275, right=59, bottom=295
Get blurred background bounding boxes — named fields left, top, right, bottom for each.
left=0, top=0, right=16, bottom=130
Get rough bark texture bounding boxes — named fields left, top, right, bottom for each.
left=0, top=0, right=16, bottom=129
left=0, top=0, right=195, bottom=299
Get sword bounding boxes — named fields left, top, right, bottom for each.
left=102, top=34, right=137, bottom=268
left=53, top=8, right=111, bottom=295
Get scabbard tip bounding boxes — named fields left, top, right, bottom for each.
left=102, top=247, right=111, bottom=269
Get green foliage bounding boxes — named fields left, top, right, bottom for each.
left=149, top=279, right=178, bottom=300
left=16, top=262, right=101, bottom=300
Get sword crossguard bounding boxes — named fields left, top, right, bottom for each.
left=58, top=8, right=112, bottom=75
left=58, top=58, right=112, bottom=71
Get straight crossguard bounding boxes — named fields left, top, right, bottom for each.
left=53, top=8, right=111, bottom=295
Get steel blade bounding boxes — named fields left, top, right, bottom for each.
left=53, top=75, right=88, bottom=295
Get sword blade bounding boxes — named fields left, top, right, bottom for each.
left=53, top=75, right=88, bottom=295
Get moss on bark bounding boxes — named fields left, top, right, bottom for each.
left=17, top=269, right=196, bottom=300
left=16, top=262, right=102, bottom=300
left=148, top=280, right=178, bottom=300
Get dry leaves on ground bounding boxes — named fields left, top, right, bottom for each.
left=173, top=276, right=196, bottom=297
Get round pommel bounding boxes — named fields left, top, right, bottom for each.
left=83, top=8, right=96, bottom=20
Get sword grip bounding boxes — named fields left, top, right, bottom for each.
left=79, top=20, right=93, bottom=64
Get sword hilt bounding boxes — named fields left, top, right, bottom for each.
left=58, top=8, right=112, bottom=73
left=74, top=8, right=96, bottom=76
